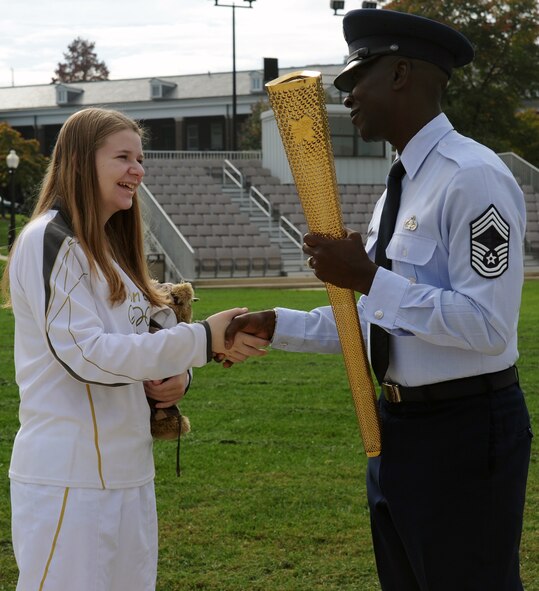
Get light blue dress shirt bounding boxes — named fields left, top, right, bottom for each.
left=272, top=113, right=526, bottom=387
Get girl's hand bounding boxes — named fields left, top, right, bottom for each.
left=144, top=372, right=190, bottom=408
left=206, top=308, right=269, bottom=363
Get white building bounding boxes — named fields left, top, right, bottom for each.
left=0, top=64, right=391, bottom=185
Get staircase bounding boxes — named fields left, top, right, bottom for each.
left=221, top=156, right=539, bottom=278
left=222, top=184, right=309, bottom=276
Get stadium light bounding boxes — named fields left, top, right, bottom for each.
left=330, top=1, right=345, bottom=15
left=331, top=1, right=377, bottom=15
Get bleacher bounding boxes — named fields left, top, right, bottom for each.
left=251, top=180, right=384, bottom=237
left=244, top=162, right=539, bottom=266
left=523, top=184, right=539, bottom=253
left=143, top=159, right=282, bottom=278
left=142, top=157, right=539, bottom=281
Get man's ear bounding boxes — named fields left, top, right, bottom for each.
left=392, top=58, right=412, bottom=90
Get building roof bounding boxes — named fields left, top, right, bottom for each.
left=0, top=64, right=344, bottom=113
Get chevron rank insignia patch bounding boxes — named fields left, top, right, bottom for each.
left=470, top=205, right=510, bottom=278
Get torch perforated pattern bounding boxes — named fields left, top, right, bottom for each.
left=266, top=71, right=381, bottom=457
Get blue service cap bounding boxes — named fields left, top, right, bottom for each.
left=334, top=9, right=474, bottom=92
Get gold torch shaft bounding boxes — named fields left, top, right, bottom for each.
left=266, top=71, right=381, bottom=457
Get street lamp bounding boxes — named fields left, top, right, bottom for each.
left=6, top=149, right=20, bottom=250
left=212, top=0, right=257, bottom=151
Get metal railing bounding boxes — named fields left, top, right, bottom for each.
left=498, top=152, right=539, bottom=260
left=248, top=182, right=307, bottom=269
left=222, top=159, right=245, bottom=198
left=248, top=185, right=274, bottom=232
left=280, top=215, right=308, bottom=269
left=279, top=215, right=303, bottom=248
left=221, top=162, right=308, bottom=269
left=144, top=150, right=261, bottom=161
left=498, top=152, right=539, bottom=194
left=243, top=181, right=306, bottom=269
left=138, top=183, right=195, bottom=281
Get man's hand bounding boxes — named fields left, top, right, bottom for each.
left=206, top=308, right=270, bottom=365
left=144, top=372, right=189, bottom=408
left=224, top=310, right=276, bottom=349
left=303, top=229, right=378, bottom=294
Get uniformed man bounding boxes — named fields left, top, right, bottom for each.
left=224, top=8, right=532, bottom=591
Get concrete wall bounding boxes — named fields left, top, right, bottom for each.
left=261, top=104, right=392, bottom=184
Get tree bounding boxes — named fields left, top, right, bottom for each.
left=53, top=37, right=109, bottom=83
left=0, top=124, right=48, bottom=217
left=511, top=109, right=539, bottom=167
left=238, top=100, right=271, bottom=150
left=383, top=0, right=539, bottom=164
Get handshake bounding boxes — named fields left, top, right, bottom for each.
left=205, top=308, right=277, bottom=367
left=144, top=307, right=278, bottom=445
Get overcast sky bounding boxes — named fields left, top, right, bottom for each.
left=0, top=0, right=363, bottom=88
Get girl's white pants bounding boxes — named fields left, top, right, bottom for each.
left=11, top=480, right=158, bottom=591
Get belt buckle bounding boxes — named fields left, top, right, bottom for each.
left=383, top=382, right=402, bottom=403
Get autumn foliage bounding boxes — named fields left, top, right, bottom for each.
left=53, top=37, right=109, bottom=83
left=384, top=0, right=539, bottom=165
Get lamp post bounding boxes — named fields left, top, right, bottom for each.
left=6, top=149, right=20, bottom=250
left=212, top=0, right=256, bottom=151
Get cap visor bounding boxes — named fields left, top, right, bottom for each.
left=333, top=57, right=378, bottom=92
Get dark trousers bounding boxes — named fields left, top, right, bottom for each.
left=367, top=383, right=532, bottom=591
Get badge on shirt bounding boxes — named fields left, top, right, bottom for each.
left=404, top=216, right=418, bottom=231
left=470, top=205, right=510, bottom=278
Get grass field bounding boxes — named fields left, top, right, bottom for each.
left=0, top=282, right=537, bottom=590
left=0, top=214, right=27, bottom=258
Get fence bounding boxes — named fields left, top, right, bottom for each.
left=498, top=152, right=539, bottom=194
left=144, top=150, right=262, bottom=161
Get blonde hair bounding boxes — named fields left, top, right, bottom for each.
left=3, top=107, right=167, bottom=308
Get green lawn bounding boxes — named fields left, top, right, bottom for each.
left=0, top=283, right=537, bottom=590
left=0, top=213, right=28, bottom=258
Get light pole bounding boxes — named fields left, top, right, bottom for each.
left=6, top=149, right=20, bottom=250
left=212, top=0, right=256, bottom=151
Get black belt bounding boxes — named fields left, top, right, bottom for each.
left=382, top=366, right=519, bottom=404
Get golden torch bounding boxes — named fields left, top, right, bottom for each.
left=266, top=70, right=381, bottom=457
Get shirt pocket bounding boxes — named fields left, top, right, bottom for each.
left=386, top=233, right=437, bottom=282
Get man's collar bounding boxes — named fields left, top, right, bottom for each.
left=400, top=113, right=453, bottom=180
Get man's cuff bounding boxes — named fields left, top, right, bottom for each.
left=362, top=267, right=409, bottom=329
left=271, top=307, right=307, bottom=350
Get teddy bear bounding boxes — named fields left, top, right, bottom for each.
left=148, top=281, right=198, bottom=441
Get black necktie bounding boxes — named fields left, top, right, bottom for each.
left=370, top=159, right=406, bottom=385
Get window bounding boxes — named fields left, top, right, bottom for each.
left=150, top=83, right=162, bottom=99
left=329, top=115, right=385, bottom=157
left=186, top=124, right=199, bottom=151
left=149, top=78, right=177, bottom=100
left=55, top=84, right=83, bottom=106
left=57, top=88, right=67, bottom=104
left=210, top=122, right=224, bottom=150
left=142, top=119, right=176, bottom=150
left=250, top=72, right=263, bottom=94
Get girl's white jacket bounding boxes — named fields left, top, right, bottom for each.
left=9, top=210, right=209, bottom=489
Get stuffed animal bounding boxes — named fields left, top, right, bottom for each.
left=148, top=281, right=197, bottom=441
